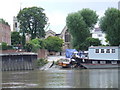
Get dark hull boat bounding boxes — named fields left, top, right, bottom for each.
left=74, top=58, right=120, bottom=69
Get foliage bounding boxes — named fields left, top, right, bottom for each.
left=24, top=43, right=33, bottom=52
left=0, top=18, right=9, bottom=25
left=17, top=6, right=48, bottom=39
left=80, top=8, right=98, bottom=29
left=74, top=37, right=101, bottom=50
left=99, top=8, right=120, bottom=46
left=66, top=8, right=98, bottom=50
left=85, top=37, right=101, bottom=46
left=82, top=37, right=101, bottom=50
left=45, top=36, right=63, bottom=52
left=7, top=45, right=13, bottom=50
left=0, top=42, right=13, bottom=50
left=1, top=42, right=7, bottom=50
left=24, top=38, right=45, bottom=52
left=11, top=32, right=22, bottom=46
left=36, top=58, right=48, bottom=67
left=21, top=33, right=26, bottom=47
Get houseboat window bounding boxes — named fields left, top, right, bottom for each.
left=95, top=49, right=99, bottom=53
left=92, top=61, right=98, bottom=64
left=112, top=49, right=115, bottom=53
left=100, top=61, right=106, bottom=64
left=106, top=49, right=110, bottom=53
left=111, top=61, right=117, bottom=64
left=101, top=49, right=104, bottom=53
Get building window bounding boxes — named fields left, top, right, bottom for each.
left=106, top=49, right=110, bottom=53
left=112, top=49, right=115, bottom=53
left=65, top=32, right=70, bottom=42
left=100, top=61, right=106, bottom=64
left=101, top=49, right=104, bottom=53
left=15, top=22, right=17, bottom=28
left=95, top=49, right=99, bottom=53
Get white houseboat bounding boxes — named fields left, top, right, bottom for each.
left=76, top=46, right=120, bottom=69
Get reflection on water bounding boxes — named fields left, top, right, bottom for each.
left=2, top=69, right=118, bottom=88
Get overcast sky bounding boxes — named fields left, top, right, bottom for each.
left=0, top=0, right=119, bottom=33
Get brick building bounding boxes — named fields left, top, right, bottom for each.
left=0, top=23, right=11, bottom=45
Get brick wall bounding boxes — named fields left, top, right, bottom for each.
left=37, top=49, right=48, bottom=59
left=0, top=23, right=11, bottom=45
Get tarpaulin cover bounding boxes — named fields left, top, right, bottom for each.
left=65, top=49, right=78, bottom=58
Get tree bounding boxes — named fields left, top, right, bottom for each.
left=0, top=42, right=13, bottom=50
left=17, top=6, right=48, bottom=39
left=45, top=36, right=63, bottom=52
left=84, top=37, right=101, bottom=50
left=24, top=43, right=33, bottom=52
left=99, top=8, right=120, bottom=46
left=11, top=32, right=21, bottom=46
left=24, top=38, right=45, bottom=52
left=21, top=33, right=26, bottom=47
left=85, top=37, right=101, bottom=46
left=0, top=18, right=9, bottom=25
left=1, top=42, right=7, bottom=50
left=80, top=8, right=98, bottom=29
left=66, top=8, right=98, bottom=50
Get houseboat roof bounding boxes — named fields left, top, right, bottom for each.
left=89, top=46, right=120, bottom=49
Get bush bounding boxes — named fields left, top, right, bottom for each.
left=36, top=58, right=48, bottom=67
left=0, top=42, right=13, bottom=50
left=1, top=42, right=7, bottom=50
left=7, top=45, right=13, bottom=50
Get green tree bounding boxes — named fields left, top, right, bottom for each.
left=0, top=18, right=9, bottom=25
left=17, top=6, right=48, bottom=39
left=80, top=8, right=98, bottom=29
left=45, top=36, right=63, bottom=52
left=85, top=37, right=101, bottom=46
left=21, top=33, right=26, bottom=47
left=0, top=42, right=13, bottom=50
left=1, top=42, right=7, bottom=50
left=24, top=43, right=33, bottom=52
left=66, top=8, right=98, bottom=50
left=84, top=37, right=101, bottom=50
left=99, top=8, right=120, bottom=46
left=24, top=38, right=45, bottom=52
left=11, top=32, right=21, bottom=46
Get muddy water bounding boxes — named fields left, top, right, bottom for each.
left=2, top=69, right=119, bottom=88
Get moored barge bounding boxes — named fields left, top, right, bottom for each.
left=73, top=46, right=120, bottom=69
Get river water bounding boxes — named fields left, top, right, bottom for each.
left=2, top=68, right=119, bottom=88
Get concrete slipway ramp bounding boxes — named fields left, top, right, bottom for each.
left=40, top=56, right=65, bottom=70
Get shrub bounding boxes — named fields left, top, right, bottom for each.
left=36, top=58, right=48, bottom=67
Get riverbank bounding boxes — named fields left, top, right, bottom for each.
left=39, top=56, right=65, bottom=70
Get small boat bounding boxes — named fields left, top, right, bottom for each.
left=58, top=58, right=71, bottom=68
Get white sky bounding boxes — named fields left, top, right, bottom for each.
left=0, top=0, right=119, bottom=33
